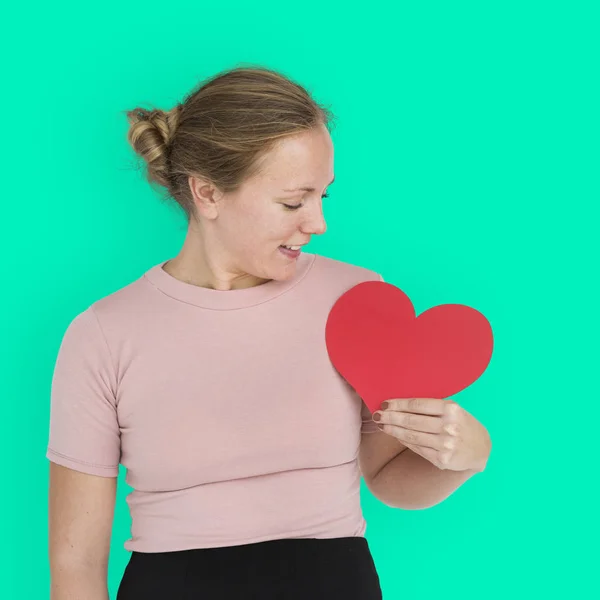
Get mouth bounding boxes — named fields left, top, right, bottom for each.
left=279, top=245, right=303, bottom=259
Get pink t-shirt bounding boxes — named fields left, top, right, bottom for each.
left=46, top=252, right=383, bottom=553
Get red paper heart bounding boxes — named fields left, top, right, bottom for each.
left=325, top=281, right=494, bottom=414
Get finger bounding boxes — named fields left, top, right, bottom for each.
left=382, top=398, right=447, bottom=416
left=440, top=450, right=453, bottom=465
left=443, top=401, right=463, bottom=423
left=376, top=410, right=444, bottom=434
left=377, top=424, right=453, bottom=451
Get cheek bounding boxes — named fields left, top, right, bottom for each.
left=227, top=205, right=298, bottom=245
left=257, top=209, right=297, bottom=238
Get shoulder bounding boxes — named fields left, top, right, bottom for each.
left=85, top=269, right=155, bottom=331
left=53, top=270, right=154, bottom=354
left=311, top=252, right=382, bottom=287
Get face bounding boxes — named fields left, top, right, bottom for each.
left=185, top=123, right=334, bottom=290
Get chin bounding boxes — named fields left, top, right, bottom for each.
left=273, top=267, right=294, bottom=281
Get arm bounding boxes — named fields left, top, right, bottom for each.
left=359, top=404, right=485, bottom=509
left=366, top=446, right=483, bottom=510
left=359, top=395, right=490, bottom=509
left=49, top=463, right=117, bottom=600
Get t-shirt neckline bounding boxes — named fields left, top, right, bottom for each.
left=143, top=252, right=316, bottom=310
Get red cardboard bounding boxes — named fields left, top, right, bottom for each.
left=325, top=281, right=494, bottom=414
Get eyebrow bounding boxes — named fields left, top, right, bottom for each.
left=283, top=176, right=335, bottom=192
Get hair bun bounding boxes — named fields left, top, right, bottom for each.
left=125, top=107, right=180, bottom=189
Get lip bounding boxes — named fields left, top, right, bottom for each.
left=279, top=246, right=302, bottom=259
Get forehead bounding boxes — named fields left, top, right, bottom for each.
left=258, top=127, right=334, bottom=187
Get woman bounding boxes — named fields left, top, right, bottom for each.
left=47, top=65, right=489, bottom=599
left=48, top=64, right=387, bottom=599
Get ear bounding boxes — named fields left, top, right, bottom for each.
left=188, top=174, right=224, bottom=219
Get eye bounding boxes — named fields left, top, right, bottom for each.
left=282, top=192, right=329, bottom=211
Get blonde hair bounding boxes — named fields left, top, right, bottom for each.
left=123, top=64, right=336, bottom=222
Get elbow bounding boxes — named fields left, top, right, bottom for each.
left=372, top=492, right=446, bottom=511
left=49, top=547, right=110, bottom=579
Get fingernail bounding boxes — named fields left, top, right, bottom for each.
left=372, top=412, right=382, bottom=422
left=380, top=401, right=389, bottom=410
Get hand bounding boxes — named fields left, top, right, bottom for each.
left=373, top=398, right=491, bottom=472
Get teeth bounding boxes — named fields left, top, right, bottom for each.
left=283, top=245, right=301, bottom=250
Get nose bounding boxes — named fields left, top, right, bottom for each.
left=300, top=202, right=327, bottom=236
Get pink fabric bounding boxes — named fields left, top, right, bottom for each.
left=46, top=252, right=382, bottom=552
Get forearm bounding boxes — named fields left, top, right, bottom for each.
left=369, top=448, right=485, bottom=510
left=50, top=563, right=109, bottom=600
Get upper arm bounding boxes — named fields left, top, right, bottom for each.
left=46, top=307, right=121, bottom=567
left=49, top=463, right=117, bottom=568
left=358, top=401, right=408, bottom=488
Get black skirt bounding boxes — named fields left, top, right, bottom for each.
left=116, top=536, right=383, bottom=599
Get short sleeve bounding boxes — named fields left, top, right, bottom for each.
left=46, top=307, right=121, bottom=477
left=360, top=400, right=379, bottom=434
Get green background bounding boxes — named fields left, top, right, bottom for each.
left=2, top=1, right=597, bottom=598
